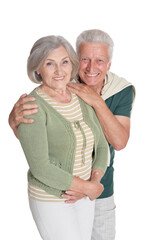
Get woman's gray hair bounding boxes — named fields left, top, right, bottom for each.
left=27, top=35, right=79, bottom=83
left=76, top=29, right=114, bottom=62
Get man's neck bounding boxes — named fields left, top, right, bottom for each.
left=78, top=77, right=105, bottom=95
left=89, top=80, right=105, bottom=95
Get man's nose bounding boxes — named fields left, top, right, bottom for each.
left=86, top=60, right=95, bottom=72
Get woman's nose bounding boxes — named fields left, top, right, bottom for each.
left=54, top=65, right=63, bottom=75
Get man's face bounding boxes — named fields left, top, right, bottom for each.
left=78, top=42, right=111, bottom=88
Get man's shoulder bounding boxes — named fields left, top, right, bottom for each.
left=102, top=71, right=135, bottom=100
left=107, top=71, right=127, bottom=82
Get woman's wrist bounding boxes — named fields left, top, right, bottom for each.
left=70, top=176, right=90, bottom=194
left=70, top=171, right=104, bottom=200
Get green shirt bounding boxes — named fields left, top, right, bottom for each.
left=98, top=86, right=134, bottom=198
left=18, top=89, right=109, bottom=199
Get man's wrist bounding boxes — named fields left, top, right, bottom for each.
left=92, top=97, right=105, bottom=109
left=9, top=117, right=18, bottom=138
left=91, top=169, right=103, bottom=183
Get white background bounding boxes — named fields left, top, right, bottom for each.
left=1, top=0, right=160, bottom=239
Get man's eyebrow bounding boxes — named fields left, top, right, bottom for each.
left=80, top=56, right=89, bottom=58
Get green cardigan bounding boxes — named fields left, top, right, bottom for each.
left=18, top=89, right=108, bottom=198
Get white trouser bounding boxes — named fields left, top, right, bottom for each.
left=91, top=195, right=116, bottom=240
left=29, top=196, right=95, bottom=240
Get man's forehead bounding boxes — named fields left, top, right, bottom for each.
left=79, top=42, right=109, bottom=57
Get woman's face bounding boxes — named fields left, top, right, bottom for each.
left=38, top=46, right=72, bottom=90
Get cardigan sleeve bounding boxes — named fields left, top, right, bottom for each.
left=91, top=111, right=109, bottom=173
left=18, top=107, right=74, bottom=191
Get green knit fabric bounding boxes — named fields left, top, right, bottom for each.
left=18, top=89, right=108, bottom=198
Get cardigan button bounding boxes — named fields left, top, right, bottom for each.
left=74, top=121, right=80, bottom=129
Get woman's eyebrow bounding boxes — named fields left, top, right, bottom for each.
left=46, top=56, right=69, bottom=61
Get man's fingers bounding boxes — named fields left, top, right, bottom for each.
left=14, top=109, right=37, bottom=125
left=67, top=84, right=85, bottom=96
left=23, top=118, right=34, bottom=124
left=19, top=93, right=28, bottom=99
left=15, top=93, right=28, bottom=106
left=15, top=115, right=34, bottom=124
left=15, top=109, right=38, bottom=119
left=15, top=96, right=36, bottom=107
left=67, top=85, right=79, bottom=94
left=67, top=83, right=84, bottom=90
left=22, top=109, right=38, bottom=116
left=68, top=83, right=92, bottom=94
left=19, top=103, right=38, bottom=112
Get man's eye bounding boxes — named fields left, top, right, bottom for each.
left=97, top=59, right=103, bottom=62
left=63, top=60, right=68, bottom=64
left=81, top=57, right=89, bottom=62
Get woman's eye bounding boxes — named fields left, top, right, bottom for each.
left=46, top=62, right=52, bottom=66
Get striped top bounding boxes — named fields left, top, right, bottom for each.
left=28, top=87, right=94, bottom=202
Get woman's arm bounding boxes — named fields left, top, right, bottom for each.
left=62, top=109, right=109, bottom=203
left=62, top=169, right=104, bottom=203
left=18, top=102, right=106, bottom=198
left=18, top=113, right=74, bottom=190
left=69, top=169, right=104, bottom=201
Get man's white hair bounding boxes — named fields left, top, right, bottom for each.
left=76, top=29, right=114, bottom=62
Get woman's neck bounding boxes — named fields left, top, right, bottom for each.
left=40, top=85, right=72, bottom=103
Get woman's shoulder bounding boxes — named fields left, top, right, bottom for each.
left=24, top=87, right=48, bottom=119
left=27, top=87, right=40, bottom=100
left=28, top=87, right=48, bottom=106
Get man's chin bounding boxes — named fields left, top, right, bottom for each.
left=82, top=78, right=99, bottom=86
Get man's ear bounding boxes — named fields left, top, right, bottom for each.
left=107, top=62, right=111, bottom=71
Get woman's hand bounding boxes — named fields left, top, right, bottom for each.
left=86, top=180, right=104, bottom=201
left=66, top=170, right=104, bottom=202
left=8, top=94, right=38, bottom=138
left=62, top=181, right=104, bottom=203
left=87, top=169, right=104, bottom=200
left=62, top=190, right=86, bottom=203
left=62, top=181, right=103, bottom=203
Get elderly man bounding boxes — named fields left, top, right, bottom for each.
left=9, top=29, right=135, bottom=240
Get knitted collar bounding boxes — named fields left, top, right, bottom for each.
left=101, top=71, right=135, bottom=101
left=74, top=71, right=135, bottom=102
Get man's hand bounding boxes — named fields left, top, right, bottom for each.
left=8, top=94, right=38, bottom=138
left=67, top=83, right=102, bottom=107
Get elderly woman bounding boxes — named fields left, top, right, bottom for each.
left=18, top=35, right=109, bottom=240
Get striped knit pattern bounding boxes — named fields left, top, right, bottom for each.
left=28, top=87, right=94, bottom=202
